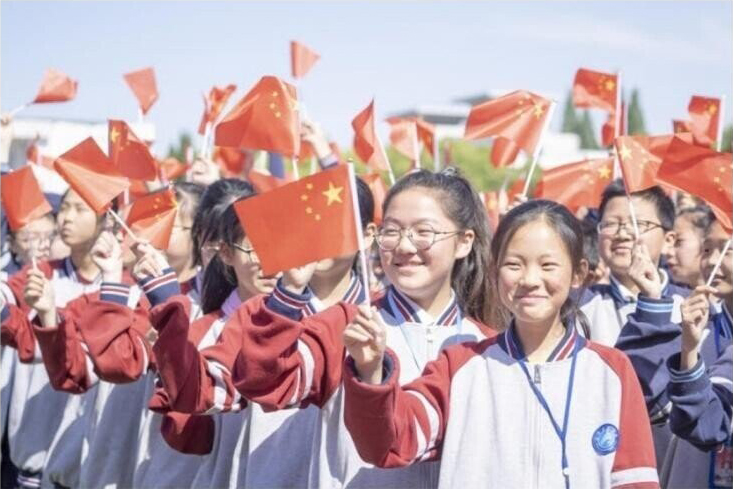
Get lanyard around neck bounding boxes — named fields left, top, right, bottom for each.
left=516, top=336, right=579, bottom=489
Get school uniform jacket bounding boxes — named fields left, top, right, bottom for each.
left=342, top=325, right=660, bottom=489
left=578, top=270, right=689, bottom=347
left=617, top=299, right=733, bottom=488
left=233, top=283, right=492, bottom=488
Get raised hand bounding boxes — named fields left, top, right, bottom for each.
left=91, top=231, right=124, bottom=283
left=131, top=241, right=170, bottom=280
left=680, top=285, right=716, bottom=369
left=281, top=261, right=318, bottom=294
left=629, top=241, right=662, bottom=299
left=343, top=305, right=387, bottom=384
left=24, top=268, right=56, bottom=326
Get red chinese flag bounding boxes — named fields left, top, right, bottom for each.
left=688, top=96, right=721, bottom=148
left=464, top=90, right=551, bottom=155
left=212, top=146, right=253, bottom=179
left=388, top=119, right=419, bottom=163
left=198, top=84, right=237, bottom=135
left=32, top=68, right=78, bottom=104
left=535, top=158, right=614, bottom=211
left=158, top=157, right=189, bottom=181
left=572, top=68, right=617, bottom=113
left=615, top=134, right=693, bottom=193
left=124, top=188, right=178, bottom=249
left=299, top=139, right=315, bottom=160
left=215, top=76, right=300, bottom=157
left=53, top=137, right=130, bottom=214
left=108, top=120, right=158, bottom=181
left=1, top=167, right=53, bottom=231
left=234, top=165, right=359, bottom=275
left=507, top=178, right=529, bottom=201
left=123, top=67, right=159, bottom=115
left=247, top=170, right=292, bottom=194
left=25, top=138, right=54, bottom=168
left=352, top=100, right=390, bottom=172
left=386, top=117, right=435, bottom=153
left=361, top=173, right=388, bottom=224
left=490, top=137, right=520, bottom=168
left=657, top=136, right=732, bottom=231
left=673, top=119, right=692, bottom=134
left=290, top=41, right=320, bottom=79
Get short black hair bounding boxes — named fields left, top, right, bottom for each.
left=598, top=178, right=675, bottom=230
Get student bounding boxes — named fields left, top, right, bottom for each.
left=0, top=189, right=108, bottom=489
left=617, top=211, right=732, bottom=488
left=218, top=168, right=494, bottom=488
left=2, top=212, right=56, bottom=276
left=342, top=199, right=659, bottom=489
left=147, top=176, right=377, bottom=488
left=666, top=205, right=713, bottom=288
left=578, top=179, right=688, bottom=346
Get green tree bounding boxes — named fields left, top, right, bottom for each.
left=577, top=111, right=599, bottom=149
left=627, top=89, right=647, bottom=135
left=561, top=93, right=579, bottom=133
left=721, top=124, right=733, bottom=152
left=167, top=132, right=192, bottom=161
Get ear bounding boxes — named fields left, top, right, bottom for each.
left=363, top=223, right=377, bottom=249
left=572, top=259, right=590, bottom=289
left=454, top=229, right=475, bottom=260
left=218, top=243, right=236, bottom=267
left=661, top=230, right=676, bottom=257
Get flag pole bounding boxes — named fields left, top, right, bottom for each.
left=413, top=122, right=421, bottom=170
left=433, top=133, right=440, bottom=172
left=522, top=100, right=556, bottom=198
left=201, top=122, right=212, bottom=160
left=9, top=103, right=29, bottom=118
left=612, top=71, right=623, bottom=179
left=347, top=163, right=371, bottom=308
left=107, top=208, right=138, bottom=242
left=705, top=236, right=732, bottom=287
left=716, top=95, right=725, bottom=152
left=291, top=155, right=300, bottom=180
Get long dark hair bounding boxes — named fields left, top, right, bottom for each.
left=195, top=179, right=256, bottom=314
left=490, top=199, right=589, bottom=330
left=381, top=167, right=493, bottom=325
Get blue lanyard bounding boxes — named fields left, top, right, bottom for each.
left=517, top=337, right=579, bottom=489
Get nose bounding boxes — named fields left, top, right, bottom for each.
left=518, top=264, right=542, bottom=288
left=394, top=231, right=418, bottom=254
left=702, top=248, right=720, bottom=275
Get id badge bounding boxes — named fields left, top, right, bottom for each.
left=710, top=439, right=733, bottom=488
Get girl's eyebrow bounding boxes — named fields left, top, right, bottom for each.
left=382, top=217, right=441, bottom=226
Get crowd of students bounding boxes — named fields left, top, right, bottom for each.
left=0, top=119, right=731, bottom=489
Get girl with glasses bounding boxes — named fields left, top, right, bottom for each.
left=228, top=168, right=494, bottom=488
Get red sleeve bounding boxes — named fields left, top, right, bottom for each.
left=1, top=304, right=38, bottom=362
left=231, top=295, right=358, bottom=410
left=33, top=296, right=98, bottom=393
left=78, top=298, right=153, bottom=384
left=587, top=343, right=660, bottom=489
left=151, top=297, right=246, bottom=414
left=342, top=341, right=484, bottom=468
left=160, top=411, right=215, bottom=455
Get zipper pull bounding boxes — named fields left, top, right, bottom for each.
left=534, top=365, right=541, bottom=385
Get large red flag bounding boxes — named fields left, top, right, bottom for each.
left=54, top=137, right=130, bottom=214
left=198, top=84, right=237, bottom=135
left=361, top=173, right=388, bottom=224
left=352, top=100, right=390, bottom=172
left=535, top=158, right=614, bottom=211
left=602, top=100, right=626, bottom=147
left=615, top=133, right=694, bottom=193
left=234, top=165, right=359, bottom=274
left=157, top=157, right=189, bottom=181
left=464, top=90, right=551, bottom=155
left=123, top=67, right=159, bottom=115
left=490, top=137, right=520, bottom=168
left=388, top=119, right=419, bottom=164
left=572, top=68, right=617, bottom=113
left=688, top=95, right=721, bottom=148
left=1, top=167, right=53, bottom=231
left=657, top=136, right=732, bottom=231
left=32, top=68, right=78, bottom=103
left=386, top=116, right=435, bottom=153
left=108, top=120, right=158, bottom=181
left=123, top=188, right=178, bottom=249
left=215, top=76, right=300, bottom=157
left=290, top=41, right=320, bottom=79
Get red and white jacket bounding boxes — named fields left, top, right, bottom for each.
left=233, top=283, right=493, bottom=488
left=343, top=324, right=660, bottom=489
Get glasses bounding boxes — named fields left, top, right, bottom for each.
left=376, top=224, right=462, bottom=251
left=14, top=231, right=57, bottom=246
left=230, top=242, right=259, bottom=262
left=597, top=219, right=665, bottom=236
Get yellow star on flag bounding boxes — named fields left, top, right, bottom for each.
left=533, top=102, right=545, bottom=119
left=110, top=127, right=120, bottom=144
left=619, top=144, right=632, bottom=160
left=604, top=79, right=615, bottom=91
left=707, top=104, right=717, bottom=115
left=598, top=166, right=611, bottom=179
left=322, top=182, right=344, bottom=205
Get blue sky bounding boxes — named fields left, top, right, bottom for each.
left=2, top=1, right=731, bottom=155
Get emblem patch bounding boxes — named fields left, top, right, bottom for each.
left=592, top=423, right=619, bottom=455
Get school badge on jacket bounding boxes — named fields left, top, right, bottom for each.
left=592, top=423, right=620, bottom=455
